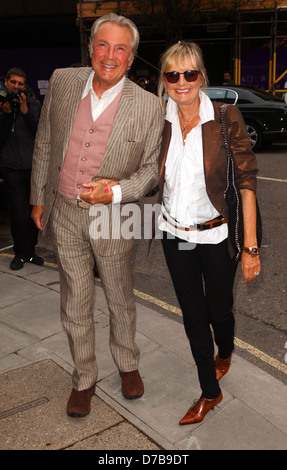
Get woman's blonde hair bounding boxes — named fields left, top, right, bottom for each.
left=158, top=41, right=209, bottom=105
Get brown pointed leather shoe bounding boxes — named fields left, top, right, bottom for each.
left=215, top=353, right=232, bottom=380
left=120, top=370, right=144, bottom=399
left=179, top=392, right=223, bottom=425
left=67, top=383, right=96, bottom=418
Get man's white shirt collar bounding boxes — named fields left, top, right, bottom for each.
left=82, top=70, right=125, bottom=101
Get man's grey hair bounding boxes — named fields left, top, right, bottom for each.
left=88, top=13, right=140, bottom=59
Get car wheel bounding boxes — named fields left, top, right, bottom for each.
left=245, top=122, right=262, bottom=152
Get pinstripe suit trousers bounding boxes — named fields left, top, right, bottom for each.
left=50, top=194, right=140, bottom=390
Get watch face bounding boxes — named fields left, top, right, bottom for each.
left=244, top=247, right=259, bottom=256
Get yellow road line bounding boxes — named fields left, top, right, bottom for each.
left=133, top=288, right=287, bottom=375
left=234, top=337, right=287, bottom=375
left=133, top=288, right=182, bottom=315
left=258, top=176, right=287, bottom=183
left=1, top=251, right=286, bottom=376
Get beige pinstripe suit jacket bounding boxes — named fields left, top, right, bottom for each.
left=31, top=67, right=164, bottom=254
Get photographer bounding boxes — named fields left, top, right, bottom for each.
left=0, top=67, right=43, bottom=270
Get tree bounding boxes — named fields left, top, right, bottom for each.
left=126, top=0, right=202, bottom=45
left=93, top=0, right=260, bottom=46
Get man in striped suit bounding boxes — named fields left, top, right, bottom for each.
left=30, top=13, right=164, bottom=418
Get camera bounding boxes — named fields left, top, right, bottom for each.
left=0, top=87, right=26, bottom=111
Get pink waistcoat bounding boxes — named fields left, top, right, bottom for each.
left=58, top=90, right=122, bottom=200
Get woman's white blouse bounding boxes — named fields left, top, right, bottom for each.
left=158, top=90, right=228, bottom=244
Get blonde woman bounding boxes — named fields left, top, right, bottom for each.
left=157, top=42, right=261, bottom=424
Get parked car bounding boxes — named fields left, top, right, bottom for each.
left=205, top=86, right=287, bottom=151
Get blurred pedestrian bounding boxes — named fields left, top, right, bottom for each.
left=223, top=71, right=235, bottom=85
left=138, top=78, right=147, bottom=89
left=147, top=73, right=158, bottom=94
left=128, top=72, right=136, bottom=82
left=0, top=67, right=43, bottom=270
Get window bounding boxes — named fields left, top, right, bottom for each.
left=206, top=88, right=237, bottom=104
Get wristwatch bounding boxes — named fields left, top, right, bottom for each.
left=243, top=246, right=260, bottom=256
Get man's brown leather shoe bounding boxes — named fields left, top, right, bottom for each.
left=120, top=370, right=144, bottom=399
left=215, top=353, right=232, bottom=380
left=179, top=392, right=223, bottom=425
left=67, top=384, right=96, bottom=418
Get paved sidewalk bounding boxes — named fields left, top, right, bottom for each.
left=0, top=254, right=286, bottom=450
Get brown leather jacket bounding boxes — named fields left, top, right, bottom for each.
left=158, top=101, right=258, bottom=257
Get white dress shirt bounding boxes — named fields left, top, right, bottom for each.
left=81, top=70, right=124, bottom=203
left=158, top=90, right=228, bottom=244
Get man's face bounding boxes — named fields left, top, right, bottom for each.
left=90, top=22, right=134, bottom=91
left=5, top=74, right=26, bottom=92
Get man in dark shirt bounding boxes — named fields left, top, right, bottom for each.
left=223, top=71, right=235, bottom=85
left=0, top=67, right=43, bottom=269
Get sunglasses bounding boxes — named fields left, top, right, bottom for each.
left=163, top=70, right=201, bottom=83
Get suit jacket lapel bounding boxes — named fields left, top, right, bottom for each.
left=97, top=79, right=134, bottom=174
left=61, top=68, right=92, bottom=161
left=202, top=102, right=223, bottom=184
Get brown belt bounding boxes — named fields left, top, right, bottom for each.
left=72, top=199, right=91, bottom=209
left=163, top=214, right=226, bottom=232
left=57, top=193, right=91, bottom=210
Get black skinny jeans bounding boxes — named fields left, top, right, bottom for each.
left=2, top=167, right=38, bottom=257
left=162, top=233, right=238, bottom=399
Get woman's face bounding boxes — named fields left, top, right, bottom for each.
left=165, top=56, right=202, bottom=108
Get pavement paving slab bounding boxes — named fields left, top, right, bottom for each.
left=0, top=360, right=160, bottom=451
left=0, top=254, right=286, bottom=451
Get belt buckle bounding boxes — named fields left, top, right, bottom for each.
left=76, top=197, right=90, bottom=209
left=198, top=222, right=207, bottom=231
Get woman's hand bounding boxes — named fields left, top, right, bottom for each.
left=241, top=250, right=261, bottom=284
left=240, top=188, right=261, bottom=284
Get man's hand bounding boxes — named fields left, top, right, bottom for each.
left=0, top=92, right=28, bottom=114
left=32, top=205, right=44, bottom=231
left=0, top=101, right=12, bottom=114
left=80, top=179, right=119, bottom=205
left=19, top=92, right=28, bottom=115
